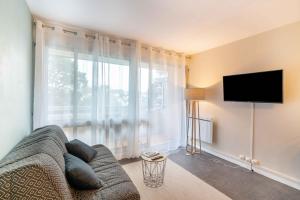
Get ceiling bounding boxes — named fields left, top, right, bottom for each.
left=26, top=0, right=300, bottom=54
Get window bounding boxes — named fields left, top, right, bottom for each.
left=107, top=60, right=129, bottom=120
left=152, top=69, right=168, bottom=110
left=34, top=25, right=184, bottom=159
left=139, top=62, right=168, bottom=112
left=77, top=54, right=93, bottom=122
left=47, top=47, right=131, bottom=128
left=47, top=48, right=74, bottom=124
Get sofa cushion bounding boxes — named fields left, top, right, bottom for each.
left=74, top=144, right=140, bottom=200
left=66, top=139, right=97, bottom=162
left=64, top=153, right=102, bottom=190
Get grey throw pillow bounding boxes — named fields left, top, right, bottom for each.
left=64, top=153, right=102, bottom=190
left=65, top=139, right=97, bottom=162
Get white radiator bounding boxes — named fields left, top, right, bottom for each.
left=199, top=118, right=213, bottom=144
left=188, top=118, right=213, bottom=144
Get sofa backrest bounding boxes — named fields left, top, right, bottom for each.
left=0, top=125, right=74, bottom=199
left=32, top=125, right=69, bottom=143
left=0, top=125, right=68, bottom=171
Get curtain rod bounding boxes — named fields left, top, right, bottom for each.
left=42, top=24, right=54, bottom=30
left=85, top=34, right=96, bottom=39
left=63, top=29, right=77, bottom=35
left=40, top=22, right=183, bottom=56
left=142, top=46, right=183, bottom=57
left=42, top=24, right=77, bottom=36
left=41, top=23, right=131, bottom=46
left=109, top=39, right=131, bottom=46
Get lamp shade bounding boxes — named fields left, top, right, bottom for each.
left=185, top=88, right=205, bottom=100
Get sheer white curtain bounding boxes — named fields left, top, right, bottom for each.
left=138, top=46, right=186, bottom=153
left=34, top=20, right=185, bottom=159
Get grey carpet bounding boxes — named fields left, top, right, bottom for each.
left=168, top=149, right=300, bottom=200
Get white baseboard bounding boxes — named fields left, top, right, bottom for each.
left=202, top=147, right=251, bottom=170
left=253, top=165, right=300, bottom=190
left=202, top=147, right=300, bottom=190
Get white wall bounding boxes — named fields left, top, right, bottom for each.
left=189, top=21, right=300, bottom=184
left=0, top=0, right=33, bottom=159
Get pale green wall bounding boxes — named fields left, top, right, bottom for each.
left=0, top=0, right=33, bottom=159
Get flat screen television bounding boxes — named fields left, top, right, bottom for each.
left=223, top=70, right=283, bottom=103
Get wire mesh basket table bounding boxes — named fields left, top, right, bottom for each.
left=141, top=154, right=167, bottom=188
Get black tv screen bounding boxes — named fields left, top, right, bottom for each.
left=223, top=70, right=283, bottom=103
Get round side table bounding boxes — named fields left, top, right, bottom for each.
left=141, top=154, right=167, bottom=188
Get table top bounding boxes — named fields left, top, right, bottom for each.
left=141, top=154, right=166, bottom=162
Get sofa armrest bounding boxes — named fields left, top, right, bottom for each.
left=0, top=154, right=74, bottom=200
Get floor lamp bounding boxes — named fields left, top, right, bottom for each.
left=185, top=88, right=205, bottom=155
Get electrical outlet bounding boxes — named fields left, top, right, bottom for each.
left=245, top=157, right=252, bottom=162
left=251, top=159, right=259, bottom=165
left=239, top=155, right=245, bottom=160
